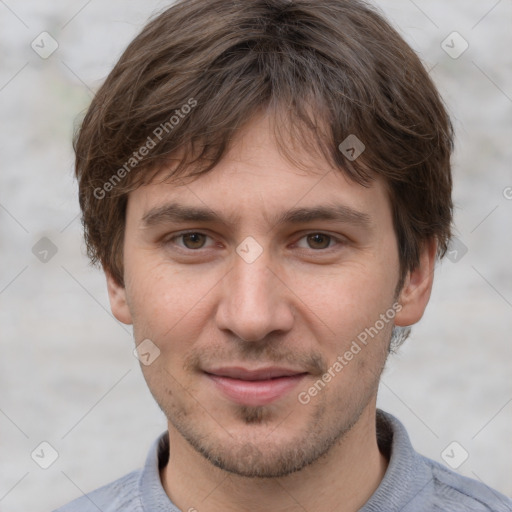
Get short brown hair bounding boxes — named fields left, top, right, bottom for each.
left=74, top=0, right=453, bottom=287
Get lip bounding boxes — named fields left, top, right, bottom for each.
left=204, top=367, right=308, bottom=406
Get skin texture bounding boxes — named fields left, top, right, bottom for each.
left=106, top=112, right=436, bottom=512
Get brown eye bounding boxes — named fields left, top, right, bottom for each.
left=181, top=233, right=207, bottom=249
left=306, top=233, right=332, bottom=249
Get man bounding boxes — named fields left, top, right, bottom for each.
left=56, top=0, right=512, bottom=510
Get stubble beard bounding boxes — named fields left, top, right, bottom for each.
left=146, top=357, right=386, bottom=479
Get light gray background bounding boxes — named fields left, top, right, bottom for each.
left=0, top=1, right=511, bottom=510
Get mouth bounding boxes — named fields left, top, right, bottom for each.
left=203, top=366, right=309, bottom=407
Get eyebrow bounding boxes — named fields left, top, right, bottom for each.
left=141, top=202, right=372, bottom=229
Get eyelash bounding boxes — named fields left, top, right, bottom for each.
left=164, top=231, right=346, bottom=253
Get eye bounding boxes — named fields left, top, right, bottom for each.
left=164, top=231, right=344, bottom=253
left=167, top=232, right=213, bottom=250
left=295, top=233, right=342, bottom=250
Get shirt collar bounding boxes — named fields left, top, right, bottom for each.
left=137, top=409, right=427, bottom=511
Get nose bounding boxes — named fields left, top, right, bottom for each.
left=214, top=250, right=295, bottom=342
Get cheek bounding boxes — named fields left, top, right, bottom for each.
left=124, top=257, right=218, bottom=345
left=291, top=260, right=397, bottom=335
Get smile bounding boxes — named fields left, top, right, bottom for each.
left=204, top=367, right=309, bottom=406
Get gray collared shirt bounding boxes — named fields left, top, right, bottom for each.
left=54, top=409, right=512, bottom=511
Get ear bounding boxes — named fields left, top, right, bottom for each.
left=105, top=270, right=133, bottom=325
left=394, top=238, right=437, bottom=327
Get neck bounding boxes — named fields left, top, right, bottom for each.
left=160, top=406, right=388, bottom=512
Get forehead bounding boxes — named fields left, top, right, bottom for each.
left=126, top=113, right=390, bottom=225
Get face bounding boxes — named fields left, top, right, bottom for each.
left=107, top=113, right=434, bottom=478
